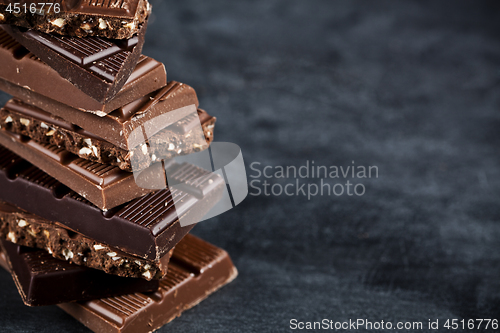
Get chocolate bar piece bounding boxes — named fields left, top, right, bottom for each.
left=0, top=239, right=160, bottom=306
left=0, top=99, right=216, bottom=172
left=2, top=21, right=148, bottom=103
left=0, top=126, right=158, bottom=210
left=0, top=28, right=166, bottom=115
left=0, top=146, right=224, bottom=260
left=58, top=234, right=238, bottom=333
left=0, top=80, right=199, bottom=152
left=0, top=200, right=172, bottom=279
left=0, top=111, right=166, bottom=209
left=0, top=0, right=151, bottom=39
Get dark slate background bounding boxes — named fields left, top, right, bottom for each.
left=1, top=0, right=500, bottom=332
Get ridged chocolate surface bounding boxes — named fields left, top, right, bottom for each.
left=3, top=22, right=148, bottom=103
left=0, top=106, right=155, bottom=210
left=167, top=163, right=223, bottom=198
left=0, top=146, right=223, bottom=259
left=0, top=239, right=159, bottom=306
left=0, top=46, right=195, bottom=150
left=91, top=50, right=129, bottom=81
left=0, top=200, right=173, bottom=279
left=28, top=31, right=136, bottom=67
left=0, top=26, right=166, bottom=113
left=0, top=28, right=36, bottom=60
left=62, top=0, right=141, bottom=17
left=57, top=234, right=238, bottom=333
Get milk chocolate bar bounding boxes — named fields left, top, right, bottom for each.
left=0, top=239, right=160, bottom=306
left=0, top=80, right=199, bottom=151
left=0, top=126, right=160, bottom=210
left=0, top=201, right=173, bottom=279
left=0, top=99, right=216, bottom=172
left=58, top=234, right=238, bottom=333
left=2, top=21, right=148, bottom=103
left=0, top=0, right=151, bottom=39
left=0, top=248, right=8, bottom=270
left=0, top=28, right=166, bottom=115
left=0, top=146, right=224, bottom=260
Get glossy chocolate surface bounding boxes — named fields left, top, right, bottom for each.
left=0, top=99, right=215, bottom=171
left=0, top=27, right=166, bottom=114
left=2, top=22, right=148, bottom=103
left=0, top=114, right=156, bottom=210
left=58, top=234, right=238, bottom=333
left=0, top=79, right=197, bottom=151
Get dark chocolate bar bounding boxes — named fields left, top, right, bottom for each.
left=0, top=0, right=151, bottom=39
left=58, top=234, right=238, bottom=333
left=0, top=200, right=173, bottom=279
left=0, top=145, right=224, bottom=260
left=0, top=239, right=160, bottom=306
left=0, top=104, right=170, bottom=209
left=0, top=99, right=216, bottom=172
left=2, top=21, right=148, bottom=103
left=0, top=28, right=166, bottom=115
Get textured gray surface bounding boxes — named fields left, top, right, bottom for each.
left=1, top=0, right=500, bottom=332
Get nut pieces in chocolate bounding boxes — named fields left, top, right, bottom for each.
left=0, top=1, right=244, bottom=331
left=0, top=0, right=151, bottom=39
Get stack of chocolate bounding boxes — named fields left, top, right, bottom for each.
left=0, top=1, right=237, bottom=332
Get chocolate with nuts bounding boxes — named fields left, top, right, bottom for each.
left=0, top=99, right=216, bottom=172
left=58, top=234, right=238, bottom=333
left=0, top=234, right=238, bottom=331
left=0, top=239, right=160, bottom=306
left=0, top=200, right=173, bottom=280
left=0, top=118, right=162, bottom=210
left=0, top=0, right=151, bottom=39
left=0, top=65, right=199, bottom=151
left=0, top=145, right=225, bottom=260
